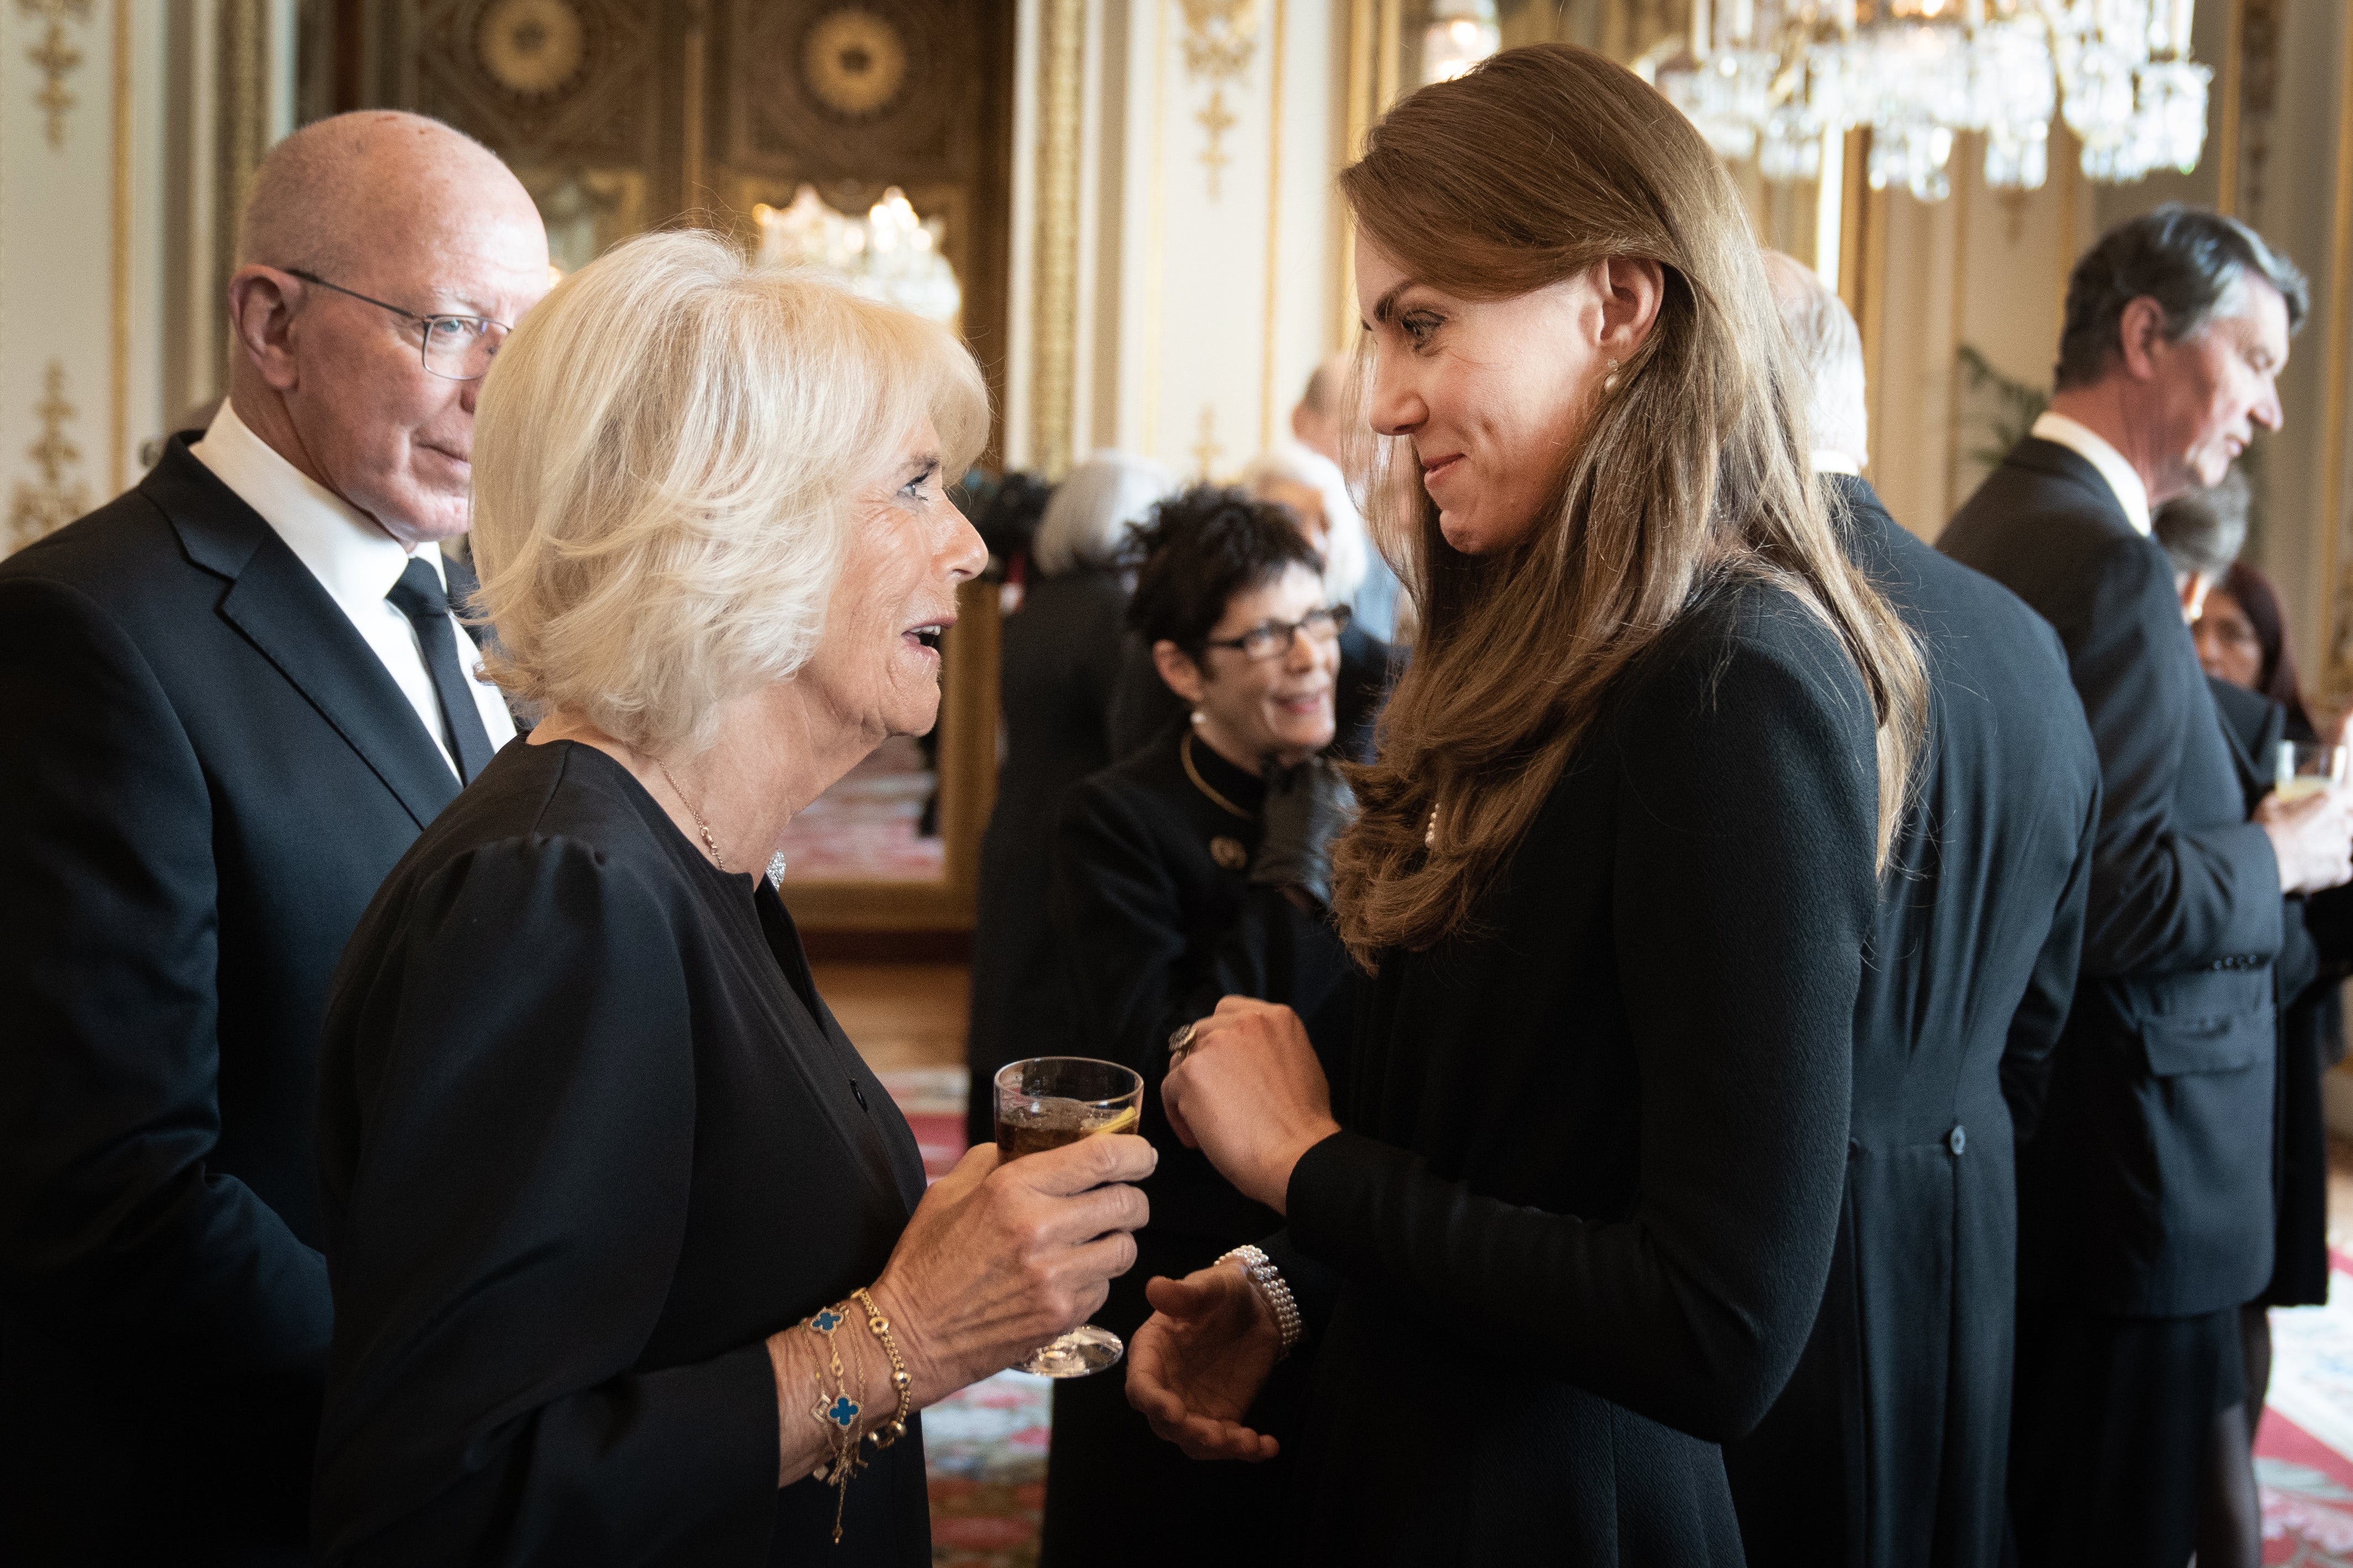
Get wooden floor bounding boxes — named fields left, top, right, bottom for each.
left=810, top=960, right=968, bottom=1075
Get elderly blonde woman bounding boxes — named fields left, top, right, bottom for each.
left=309, top=232, right=1153, bottom=1566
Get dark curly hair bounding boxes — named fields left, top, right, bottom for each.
left=1124, top=484, right=1323, bottom=657
left=2056, top=204, right=2309, bottom=390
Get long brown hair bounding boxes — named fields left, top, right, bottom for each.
left=1330, top=44, right=1925, bottom=964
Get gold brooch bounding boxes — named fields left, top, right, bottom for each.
left=1210, top=836, right=1250, bottom=871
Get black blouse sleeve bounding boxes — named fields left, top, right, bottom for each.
left=313, top=837, right=780, bottom=1566
left=1282, top=611, right=1878, bottom=1443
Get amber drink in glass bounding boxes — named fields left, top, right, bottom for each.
left=992, top=1056, right=1145, bottom=1376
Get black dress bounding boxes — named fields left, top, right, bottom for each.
left=312, top=740, right=931, bottom=1566
left=966, top=567, right=1129, bottom=1146
left=1266, top=579, right=1881, bottom=1565
left=1035, top=725, right=1357, bottom=1566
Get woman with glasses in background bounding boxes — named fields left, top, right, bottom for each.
left=1036, top=487, right=1360, bottom=1568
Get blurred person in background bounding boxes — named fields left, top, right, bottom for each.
left=1289, top=354, right=1406, bottom=645
left=2157, top=474, right=2353, bottom=1565
left=1109, top=462, right=1396, bottom=765
left=961, top=469, right=1056, bottom=614
left=966, top=452, right=1177, bottom=1147
left=2198, top=555, right=2319, bottom=738
left=1040, top=487, right=1357, bottom=1567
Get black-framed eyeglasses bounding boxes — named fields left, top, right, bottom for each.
left=1202, top=603, right=1351, bottom=661
left=285, top=268, right=511, bottom=382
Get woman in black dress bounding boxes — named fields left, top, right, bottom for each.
left=1126, top=45, right=1927, bottom=1565
left=966, top=451, right=1177, bottom=1147
left=1038, top=488, right=1360, bottom=1566
left=310, top=233, right=1154, bottom=1567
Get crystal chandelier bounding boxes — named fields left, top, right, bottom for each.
left=1655, top=1, right=2209, bottom=203
left=752, top=184, right=964, bottom=326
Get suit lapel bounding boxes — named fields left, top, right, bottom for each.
left=146, top=439, right=461, bottom=830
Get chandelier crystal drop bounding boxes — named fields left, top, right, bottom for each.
left=1654, top=1, right=2208, bottom=204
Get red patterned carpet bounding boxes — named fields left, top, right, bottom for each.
left=2258, top=1250, right=2353, bottom=1564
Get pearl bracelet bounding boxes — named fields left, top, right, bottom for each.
left=1218, top=1244, right=1303, bottom=1360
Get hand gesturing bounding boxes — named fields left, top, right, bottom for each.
left=1124, top=1265, right=1283, bottom=1463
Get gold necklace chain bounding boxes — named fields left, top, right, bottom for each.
left=655, top=760, right=729, bottom=872
left=1181, top=730, right=1255, bottom=821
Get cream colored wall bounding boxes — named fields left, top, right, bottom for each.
left=0, top=0, right=296, bottom=557
left=1007, top=0, right=1343, bottom=481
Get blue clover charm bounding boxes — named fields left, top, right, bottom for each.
left=810, top=1308, right=844, bottom=1334
left=825, top=1393, right=861, bottom=1429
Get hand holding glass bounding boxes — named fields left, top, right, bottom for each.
left=993, top=1057, right=1145, bottom=1377
left=2277, top=741, right=2349, bottom=801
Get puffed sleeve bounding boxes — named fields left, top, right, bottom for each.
left=312, top=836, right=781, bottom=1566
left=1281, top=599, right=1877, bottom=1443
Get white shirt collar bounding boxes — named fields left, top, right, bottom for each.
left=1809, top=450, right=1864, bottom=477
left=2029, top=410, right=2152, bottom=536
left=187, top=400, right=443, bottom=601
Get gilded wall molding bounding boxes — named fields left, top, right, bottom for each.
left=111, top=0, right=128, bottom=489
left=1191, top=403, right=1220, bottom=479
left=1028, top=0, right=1083, bottom=479
left=10, top=363, right=88, bottom=551
left=1257, top=0, right=1283, bottom=448
left=2319, top=7, right=2353, bottom=700
left=19, top=0, right=92, bottom=149
left=1179, top=0, right=1256, bottom=199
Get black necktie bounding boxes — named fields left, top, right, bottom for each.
left=386, top=557, right=497, bottom=783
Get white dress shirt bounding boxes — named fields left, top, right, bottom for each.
left=189, top=402, right=515, bottom=780
left=2029, top=410, right=2152, bottom=536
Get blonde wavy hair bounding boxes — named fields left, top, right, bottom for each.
left=1330, top=44, right=1925, bottom=963
left=469, top=230, right=989, bottom=756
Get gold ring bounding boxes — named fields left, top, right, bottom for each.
left=1167, top=1021, right=1196, bottom=1067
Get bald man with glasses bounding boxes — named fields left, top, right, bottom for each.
left=0, top=110, right=549, bottom=1564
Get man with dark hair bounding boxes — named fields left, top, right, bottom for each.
left=1724, top=252, right=2101, bottom=1568
left=1941, top=204, right=2352, bottom=1568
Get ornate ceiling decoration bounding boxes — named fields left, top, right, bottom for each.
left=476, top=0, right=588, bottom=101
left=802, top=7, right=910, bottom=118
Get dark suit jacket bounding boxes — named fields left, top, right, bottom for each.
left=1267, top=579, right=1880, bottom=1565
left=965, top=566, right=1130, bottom=1145
left=1940, top=435, right=2281, bottom=1317
left=1725, top=477, right=2101, bottom=1568
left=0, top=437, right=464, bottom=1563
left=314, top=741, right=930, bottom=1565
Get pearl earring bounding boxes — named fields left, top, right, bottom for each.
left=1603, top=357, right=1622, bottom=394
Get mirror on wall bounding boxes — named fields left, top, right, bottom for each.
left=325, top=0, right=1015, bottom=932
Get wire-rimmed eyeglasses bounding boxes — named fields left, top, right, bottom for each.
left=1202, top=603, right=1352, bottom=661
left=286, top=268, right=510, bottom=382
